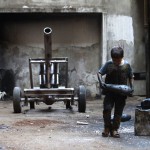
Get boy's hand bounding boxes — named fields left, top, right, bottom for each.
left=97, top=73, right=106, bottom=89
left=100, top=81, right=106, bottom=89
left=129, top=86, right=134, bottom=97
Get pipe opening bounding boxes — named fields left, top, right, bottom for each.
left=44, top=27, right=52, bottom=34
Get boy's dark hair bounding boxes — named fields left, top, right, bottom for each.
left=111, top=46, right=124, bottom=58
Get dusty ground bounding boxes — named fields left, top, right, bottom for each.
left=0, top=96, right=150, bottom=150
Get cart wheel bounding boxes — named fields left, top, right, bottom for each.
left=13, top=87, right=22, bottom=113
left=78, top=85, right=86, bottom=113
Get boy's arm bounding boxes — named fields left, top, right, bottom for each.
left=128, top=63, right=134, bottom=92
left=129, top=78, right=134, bottom=96
left=97, top=72, right=105, bottom=89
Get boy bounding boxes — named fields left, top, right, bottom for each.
left=98, top=46, right=134, bottom=138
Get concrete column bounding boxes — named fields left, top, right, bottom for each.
left=101, top=12, right=107, bottom=65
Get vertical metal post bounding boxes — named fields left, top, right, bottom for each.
left=65, top=58, right=68, bottom=88
left=146, top=34, right=150, bottom=98
left=145, top=0, right=150, bottom=97
left=51, top=62, right=59, bottom=88
left=39, top=63, right=46, bottom=88
left=29, top=58, right=33, bottom=89
left=44, top=27, right=52, bottom=88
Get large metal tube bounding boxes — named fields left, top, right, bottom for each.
left=44, top=27, right=52, bottom=61
left=50, top=62, right=59, bottom=88
left=97, top=73, right=133, bottom=96
left=39, top=63, right=46, bottom=88
left=101, top=84, right=133, bottom=96
left=43, top=27, right=52, bottom=88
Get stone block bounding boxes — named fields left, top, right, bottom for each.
left=134, top=107, right=150, bottom=136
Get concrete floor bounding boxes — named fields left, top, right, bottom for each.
left=0, top=96, right=150, bottom=150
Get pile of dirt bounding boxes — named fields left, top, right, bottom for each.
left=13, top=119, right=65, bottom=127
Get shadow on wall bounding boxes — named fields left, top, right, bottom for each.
left=0, top=69, right=15, bottom=96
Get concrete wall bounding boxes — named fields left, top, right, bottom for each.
left=0, top=13, right=102, bottom=97
left=0, top=0, right=145, bottom=97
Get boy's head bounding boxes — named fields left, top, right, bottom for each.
left=111, top=46, right=124, bottom=65
left=111, top=46, right=124, bottom=58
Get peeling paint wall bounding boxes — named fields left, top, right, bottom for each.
left=106, top=15, right=134, bottom=60
left=0, top=0, right=145, bottom=97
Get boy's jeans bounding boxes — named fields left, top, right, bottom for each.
left=103, top=93, right=126, bottom=130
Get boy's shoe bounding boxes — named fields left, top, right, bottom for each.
left=102, top=128, right=110, bottom=137
left=112, top=130, right=120, bottom=138
left=109, top=129, right=113, bottom=137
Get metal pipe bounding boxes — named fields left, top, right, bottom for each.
left=65, top=58, right=68, bottom=88
left=44, top=27, right=52, bottom=60
left=29, top=58, right=33, bottom=88
left=51, top=62, right=59, bottom=88
left=39, top=63, right=46, bottom=88
left=44, top=27, right=52, bottom=88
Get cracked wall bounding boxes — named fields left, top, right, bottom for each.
left=0, top=13, right=102, bottom=97
left=0, top=0, right=146, bottom=97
